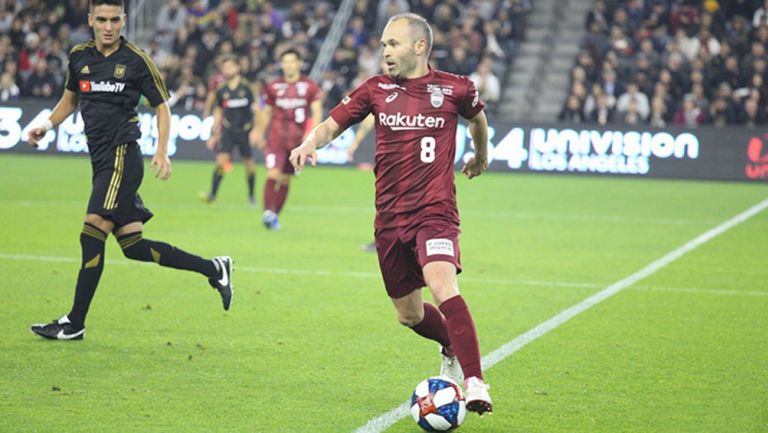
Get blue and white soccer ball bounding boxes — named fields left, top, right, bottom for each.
left=410, top=376, right=466, bottom=432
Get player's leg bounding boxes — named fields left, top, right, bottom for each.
left=273, top=173, right=291, bottom=215
left=238, top=138, right=256, bottom=205
left=203, top=151, right=231, bottom=203
left=244, top=158, right=256, bottom=206
left=262, top=161, right=283, bottom=230
left=114, top=218, right=234, bottom=311
left=376, top=228, right=454, bottom=365
left=31, top=143, right=123, bottom=339
left=417, top=224, right=492, bottom=415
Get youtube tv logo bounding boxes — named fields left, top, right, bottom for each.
left=745, top=135, right=768, bottom=180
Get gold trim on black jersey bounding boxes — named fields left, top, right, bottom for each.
left=125, top=41, right=170, bottom=101
left=104, top=144, right=127, bottom=210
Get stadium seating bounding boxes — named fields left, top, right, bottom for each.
left=559, top=0, right=768, bottom=127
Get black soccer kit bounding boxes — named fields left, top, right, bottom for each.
left=214, top=79, right=256, bottom=158
left=65, top=37, right=169, bottom=228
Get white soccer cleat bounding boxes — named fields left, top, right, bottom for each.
left=440, top=347, right=464, bottom=385
left=465, top=376, right=493, bottom=415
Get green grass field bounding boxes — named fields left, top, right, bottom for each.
left=1, top=153, right=766, bottom=433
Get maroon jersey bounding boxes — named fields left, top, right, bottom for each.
left=263, top=75, right=320, bottom=149
left=330, top=67, right=484, bottom=230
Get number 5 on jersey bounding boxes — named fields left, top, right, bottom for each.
left=420, top=136, right=436, bottom=163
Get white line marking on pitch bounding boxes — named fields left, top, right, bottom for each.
left=352, top=197, right=768, bottom=433
left=0, top=253, right=602, bottom=289
left=632, top=286, right=768, bottom=297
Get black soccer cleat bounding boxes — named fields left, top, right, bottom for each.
left=209, top=256, right=234, bottom=310
left=30, top=316, right=85, bottom=340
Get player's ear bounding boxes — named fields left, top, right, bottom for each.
left=88, top=13, right=93, bottom=27
left=415, top=38, right=427, bottom=55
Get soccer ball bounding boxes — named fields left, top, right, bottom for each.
left=410, top=377, right=466, bottom=432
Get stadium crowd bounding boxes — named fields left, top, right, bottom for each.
left=561, top=0, right=768, bottom=127
left=0, top=0, right=531, bottom=115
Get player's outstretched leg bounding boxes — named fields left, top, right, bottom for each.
left=116, top=232, right=234, bottom=310
left=439, top=295, right=492, bottom=415
left=30, top=223, right=107, bottom=340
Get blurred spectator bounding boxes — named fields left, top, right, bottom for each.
left=589, top=92, right=614, bottom=125
left=469, top=57, right=501, bottom=108
left=0, top=70, right=19, bottom=101
left=157, top=0, right=188, bottom=39
left=559, top=95, right=585, bottom=123
left=753, top=0, right=768, bottom=27
left=649, top=95, right=668, bottom=127
left=22, top=57, right=57, bottom=98
left=740, top=97, right=767, bottom=126
left=673, top=94, right=706, bottom=127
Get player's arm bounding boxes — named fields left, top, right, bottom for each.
left=152, top=102, right=173, bottom=180
left=27, top=89, right=79, bottom=147
left=207, top=106, right=223, bottom=150
left=251, top=104, right=272, bottom=150
left=202, top=90, right=217, bottom=118
left=306, top=99, right=323, bottom=139
left=289, top=117, right=344, bottom=170
left=347, top=114, right=375, bottom=162
left=461, top=110, right=489, bottom=179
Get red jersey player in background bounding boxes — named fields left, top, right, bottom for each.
left=290, top=13, right=492, bottom=415
left=251, top=49, right=322, bottom=230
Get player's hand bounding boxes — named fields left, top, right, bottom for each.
left=151, top=153, right=172, bottom=180
left=289, top=143, right=317, bottom=172
left=461, top=155, right=488, bottom=179
left=249, top=131, right=266, bottom=150
left=206, top=135, right=219, bottom=151
left=27, top=127, right=47, bottom=148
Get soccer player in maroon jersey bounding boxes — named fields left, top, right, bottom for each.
left=289, top=13, right=493, bottom=415
left=251, top=48, right=322, bottom=230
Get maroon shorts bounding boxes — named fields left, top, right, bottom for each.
left=375, top=219, right=462, bottom=299
left=264, top=144, right=295, bottom=175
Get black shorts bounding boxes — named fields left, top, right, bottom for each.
left=87, top=142, right=153, bottom=229
left=218, top=131, right=252, bottom=159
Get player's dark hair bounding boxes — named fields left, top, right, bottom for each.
left=387, top=13, right=433, bottom=58
left=280, top=48, right=302, bottom=60
left=90, top=0, right=124, bottom=11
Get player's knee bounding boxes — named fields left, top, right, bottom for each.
left=117, top=232, right=144, bottom=260
left=397, top=309, right=424, bottom=327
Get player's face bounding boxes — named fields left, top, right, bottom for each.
left=221, top=60, right=240, bottom=80
left=281, top=53, right=302, bottom=80
left=88, top=5, right=125, bottom=47
left=381, top=19, right=420, bottom=80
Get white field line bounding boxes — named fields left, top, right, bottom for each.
left=352, top=197, right=768, bottom=433
left=3, top=252, right=762, bottom=298
left=0, top=252, right=600, bottom=288
left=2, top=199, right=716, bottom=226
left=632, top=286, right=768, bottom=297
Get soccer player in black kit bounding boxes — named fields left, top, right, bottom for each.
left=27, top=0, right=234, bottom=341
left=201, top=55, right=260, bottom=204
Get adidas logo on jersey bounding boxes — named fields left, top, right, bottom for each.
left=378, top=112, right=446, bottom=131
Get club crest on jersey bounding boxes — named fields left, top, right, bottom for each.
left=430, top=87, right=444, bottom=108
left=80, top=65, right=90, bottom=74
left=341, top=96, right=351, bottom=105
left=113, top=64, right=126, bottom=79
left=385, top=92, right=399, bottom=103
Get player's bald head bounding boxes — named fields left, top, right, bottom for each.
left=386, top=13, right=433, bottom=58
